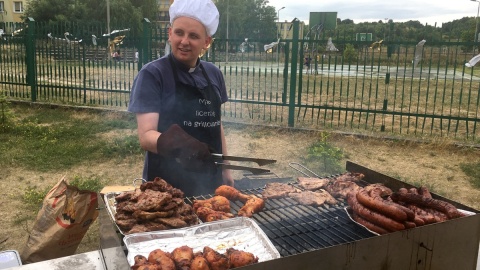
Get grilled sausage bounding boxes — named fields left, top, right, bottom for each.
left=356, top=188, right=408, bottom=222
left=351, top=211, right=390, bottom=235
left=391, top=192, right=465, bottom=219
left=371, top=188, right=415, bottom=221
left=403, top=221, right=417, bottom=229
left=347, top=193, right=406, bottom=232
left=418, top=186, right=432, bottom=199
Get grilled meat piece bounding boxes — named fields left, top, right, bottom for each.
left=334, top=172, right=365, bottom=182
left=160, top=198, right=184, bottom=211
left=113, top=179, right=198, bottom=234
left=147, top=249, right=175, bottom=270
left=296, top=177, right=330, bottom=191
left=115, top=218, right=137, bottom=231
left=195, top=206, right=235, bottom=222
left=261, top=182, right=299, bottom=199
left=114, top=190, right=135, bottom=202
left=363, top=183, right=393, bottom=197
left=215, top=185, right=252, bottom=203
left=135, top=264, right=160, bottom=270
left=115, top=189, right=142, bottom=203
left=136, top=189, right=173, bottom=211
left=126, top=223, right=169, bottom=234
left=238, top=196, right=265, bottom=217
left=226, top=248, right=259, bottom=268
left=191, top=255, right=210, bottom=270
left=203, top=246, right=229, bottom=270
left=325, top=180, right=361, bottom=199
left=153, top=216, right=188, bottom=228
left=140, top=177, right=184, bottom=198
left=171, top=245, right=194, bottom=270
left=289, top=190, right=337, bottom=206
left=133, top=210, right=174, bottom=220
left=132, top=255, right=149, bottom=270
left=193, top=196, right=231, bottom=213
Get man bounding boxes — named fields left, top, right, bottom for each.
left=128, top=0, right=233, bottom=197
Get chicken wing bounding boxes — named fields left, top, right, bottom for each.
left=191, top=255, right=211, bottom=270
left=195, top=206, right=235, bottom=222
left=171, top=245, right=194, bottom=270
left=136, top=264, right=160, bottom=270
left=203, top=246, right=229, bottom=270
left=147, top=249, right=175, bottom=270
left=215, top=185, right=252, bottom=203
left=237, top=196, right=265, bottom=217
left=193, top=196, right=231, bottom=213
left=226, top=248, right=259, bottom=268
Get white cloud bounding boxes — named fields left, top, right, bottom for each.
left=269, top=0, right=477, bottom=26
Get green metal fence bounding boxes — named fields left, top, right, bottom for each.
left=1, top=19, right=479, bottom=143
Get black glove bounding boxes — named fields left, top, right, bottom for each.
left=157, top=124, right=217, bottom=174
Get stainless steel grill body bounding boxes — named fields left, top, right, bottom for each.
left=99, top=162, right=480, bottom=270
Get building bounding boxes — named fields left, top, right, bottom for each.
left=0, top=0, right=26, bottom=23
left=156, top=0, right=173, bottom=27
left=277, top=20, right=305, bottom=39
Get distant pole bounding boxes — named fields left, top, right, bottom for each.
left=276, top=6, right=285, bottom=63
left=106, top=0, right=111, bottom=35
left=107, top=0, right=111, bottom=55
left=473, top=0, right=480, bottom=43
left=226, top=0, right=229, bottom=63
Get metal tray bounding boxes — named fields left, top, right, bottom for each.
left=104, top=191, right=129, bottom=235
left=123, top=217, right=281, bottom=266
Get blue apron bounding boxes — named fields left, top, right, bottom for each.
left=146, top=55, right=223, bottom=197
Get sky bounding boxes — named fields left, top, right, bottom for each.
left=269, top=0, right=479, bottom=27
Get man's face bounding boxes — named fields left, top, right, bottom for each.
left=168, top=17, right=212, bottom=68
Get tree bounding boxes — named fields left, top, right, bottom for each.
left=215, top=0, right=277, bottom=42
left=24, top=0, right=156, bottom=27
left=23, top=0, right=86, bottom=23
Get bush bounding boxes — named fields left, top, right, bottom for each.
left=343, top=43, right=358, bottom=64
left=305, top=132, right=344, bottom=175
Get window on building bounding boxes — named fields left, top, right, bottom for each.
left=14, top=1, right=23, bottom=13
left=0, top=1, right=4, bottom=12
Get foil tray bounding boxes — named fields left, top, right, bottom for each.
left=123, top=217, right=281, bottom=266
left=103, top=191, right=201, bottom=235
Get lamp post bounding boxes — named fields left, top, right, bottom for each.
left=277, top=6, right=285, bottom=39
left=226, top=0, right=229, bottom=63
left=472, top=0, right=480, bottom=43
left=276, top=7, right=285, bottom=63
left=106, top=0, right=110, bottom=35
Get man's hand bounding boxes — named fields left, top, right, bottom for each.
left=157, top=124, right=217, bottom=174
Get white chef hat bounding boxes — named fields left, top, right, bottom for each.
left=169, top=0, right=220, bottom=36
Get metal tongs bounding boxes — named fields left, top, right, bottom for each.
left=212, top=153, right=276, bottom=175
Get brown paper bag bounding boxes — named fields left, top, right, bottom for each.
left=20, top=177, right=99, bottom=263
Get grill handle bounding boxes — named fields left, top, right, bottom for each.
left=288, top=162, right=321, bottom=178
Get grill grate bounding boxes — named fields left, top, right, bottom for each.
left=188, top=179, right=376, bottom=257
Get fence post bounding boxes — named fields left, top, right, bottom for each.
left=288, top=19, right=300, bottom=127
left=25, top=17, right=37, bottom=102
left=140, top=18, right=152, bottom=69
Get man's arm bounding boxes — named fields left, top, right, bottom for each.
left=136, top=112, right=161, bottom=153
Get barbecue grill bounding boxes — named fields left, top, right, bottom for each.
left=99, top=161, right=480, bottom=270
